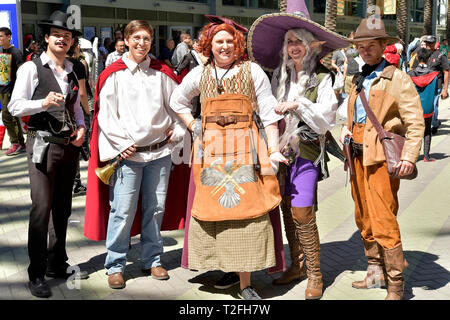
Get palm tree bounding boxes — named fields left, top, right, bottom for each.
left=325, top=0, right=337, bottom=32
left=423, top=0, right=433, bottom=35
left=279, top=0, right=287, bottom=12
left=396, top=0, right=407, bottom=44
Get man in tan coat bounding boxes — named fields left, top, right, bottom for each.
left=339, top=17, right=425, bottom=300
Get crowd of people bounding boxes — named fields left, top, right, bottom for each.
left=1, top=0, right=449, bottom=301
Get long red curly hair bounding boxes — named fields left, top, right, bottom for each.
left=197, top=22, right=246, bottom=64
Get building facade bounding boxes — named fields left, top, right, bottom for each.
left=19, top=0, right=448, bottom=56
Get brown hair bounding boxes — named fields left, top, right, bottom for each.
left=124, top=20, right=154, bottom=40
left=197, top=22, right=246, bottom=64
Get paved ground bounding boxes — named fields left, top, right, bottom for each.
left=0, top=98, right=449, bottom=302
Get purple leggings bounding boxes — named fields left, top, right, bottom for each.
left=286, top=157, right=319, bottom=207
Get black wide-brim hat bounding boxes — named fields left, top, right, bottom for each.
left=38, top=10, right=82, bottom=36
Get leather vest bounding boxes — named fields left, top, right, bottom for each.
left=28, top=57, right=79, bottom=133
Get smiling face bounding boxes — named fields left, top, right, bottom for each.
left=0, top=31, right=11, bottom=48
left=45, top=27, right=74, bottom=56
left=211, top=30, right=235, bottom=68
left=286, top=31, right=307, bottom=64
left=125, top=28, right=152, bottom=64
left=356, top=39, right=386, bottom=66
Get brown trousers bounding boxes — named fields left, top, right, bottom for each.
left=350, top=123, right=401, bottom=249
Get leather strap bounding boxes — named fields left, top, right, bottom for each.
left=205, top=115, right=249, bottom=127
left=135, top=138, right=169, bottom=152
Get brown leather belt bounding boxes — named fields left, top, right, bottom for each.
left=135, top=138, right=169, bottom=152
left=205, top=115, right=249, bottom=127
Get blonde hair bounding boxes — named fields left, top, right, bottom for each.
left=275, top=29, right=321, bottom=102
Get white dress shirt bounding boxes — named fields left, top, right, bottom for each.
left=170, top=62, right=283, bottom=127
left=97, top=52, right=183, bottom=162
left=8, top=52, right=85, bottom=128
left=271, top=66, right=338, bottom=135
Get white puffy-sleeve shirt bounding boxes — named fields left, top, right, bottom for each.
left=97, top=53, right=183, bottom=162
left=271, top=66, right=338, bottom=135
left=170, top=62, right=283, bottom=127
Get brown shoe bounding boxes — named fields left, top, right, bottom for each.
left=292, top=207, right=323, bottom=300
left=146, top=266, right=169, bottom=280
left=383, top=244, right=408, bottom=300
left=273, top=196, right=307, bottom=286
left=305, top=277, right=323, bottom=300
left=352, top=241, right=386, bottom=289
left=108, top=272, right=125, bottom=289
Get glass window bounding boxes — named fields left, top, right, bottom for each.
left=437, top=0, right=447, bottom=26
left=410, top=0, right=425, bottom=23
left=223, top=0, right=246, bottom=6
left=314, top=0, right=325, bottom=13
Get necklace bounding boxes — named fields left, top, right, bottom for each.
left=213, top=60, right=236, bottom=94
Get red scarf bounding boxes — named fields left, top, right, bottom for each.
left=84, top=58, right=185, bottom=241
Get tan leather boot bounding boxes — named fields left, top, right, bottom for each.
left=292, top=207, right=323, bottom=300
left=352, top=240, right=387, bottom=289
left=383, top=244, right=408, bottom=300
left=273, top=197, right=307, bottom=285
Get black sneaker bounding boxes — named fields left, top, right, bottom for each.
left=73, top=183, right=87, bottom=194
left=29, top=278, right=52, bottom=298
left=214, top=272, right=240, bottom=289
left=239, top=286, right=261, bottom=300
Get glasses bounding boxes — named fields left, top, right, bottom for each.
left=130, top=36, right=151, bottom=44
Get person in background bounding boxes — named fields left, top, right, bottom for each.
left=171, top=33, right=191, bottom=68
left=408, top=48, right=439, bottom=162
left=440, top=38, right=448, bottom=57
left=421, top=35, right=449, bottom=135
left=0, top=26, right=25, bottom=156
left=98, top=37, right=111, bottom=73
left=158, top=38, right=175, bottom=68
left=105, top=39, right=126, bottom=67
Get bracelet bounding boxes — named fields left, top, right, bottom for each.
left=187, top=119, right=195, bottom=132
left=267, top=146, right=278, bottom=156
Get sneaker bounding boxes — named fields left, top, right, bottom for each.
left=5, top=143, right=20, bottom=156
left=239, top=286, right=261, bottom=300
left=424, top=157, right=436, bottom=162
left=214, top=272, right=240, bottom=289
left=73, top=183, right=87, bottom=194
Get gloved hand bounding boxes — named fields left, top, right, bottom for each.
left=269, top=151, right=288, bottom=173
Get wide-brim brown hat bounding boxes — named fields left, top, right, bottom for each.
left=38, top=10, right=82, bottom=36
left=350, top=18, right=398, bottom=45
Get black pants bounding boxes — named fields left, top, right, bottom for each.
left=26, top=136, right=79, bottom=281
left=423, top=117, right=433, bottom=159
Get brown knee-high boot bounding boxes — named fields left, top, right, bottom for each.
left=273, top=197, right=307, bottom=285
left=292, top=206, right=323, bottom=300
left=383, top=244, right=408, bottom=300
left=352, top=240, right=386, bottom=289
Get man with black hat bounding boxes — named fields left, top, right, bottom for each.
left=422, top=35, right=449, bottom=134
left=339, top=17, right=424, bottom=300
left=8, top=11, right=88, bottom=298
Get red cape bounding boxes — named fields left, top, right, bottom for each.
left=84, top=58, right=188, bottom=241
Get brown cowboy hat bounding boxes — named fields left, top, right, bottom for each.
left=350, top=18, right=398, bottom=45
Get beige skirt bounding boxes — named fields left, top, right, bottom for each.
left=188, top=214, right=276, bottom=273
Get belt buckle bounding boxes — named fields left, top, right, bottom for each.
left=63, top=137, right=71, bottom=145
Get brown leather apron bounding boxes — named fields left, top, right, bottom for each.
left=191, top=92, right=281, bottom=222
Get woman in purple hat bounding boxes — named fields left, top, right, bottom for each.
left=248, top=0, right=349, bottom=300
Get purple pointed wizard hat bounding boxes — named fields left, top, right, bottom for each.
left=248, top=0, right=349, bottom=71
